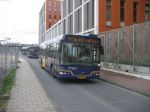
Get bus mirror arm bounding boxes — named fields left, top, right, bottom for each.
left=100, top=45, right=104, bottom=55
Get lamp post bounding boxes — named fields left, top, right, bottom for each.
left=0, top=40, right=5, bottom=45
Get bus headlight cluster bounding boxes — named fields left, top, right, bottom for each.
left=93, top=72, right=100, bottom=75
left=59, top=71, right=71, bottom=75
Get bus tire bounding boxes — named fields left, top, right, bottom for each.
left=51, top=67, right=55, bottom=78
left=53, top=75, right=57, bottom=78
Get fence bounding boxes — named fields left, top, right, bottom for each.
left=0, top=43, right=19, bottom=87
left=99, top=21, right=150, bottom=76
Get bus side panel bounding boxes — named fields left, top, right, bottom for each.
left=47, top=57, right=53, bottom=73
left=41, top=56, right=46, bottom=68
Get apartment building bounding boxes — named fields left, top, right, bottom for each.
left=39, top=0, right=61, bottom=44
left=39, top=0, right=150, bottom=44
left=99, top=0, right=150, bottom=32
left=46, top=0, right=61, bottom=30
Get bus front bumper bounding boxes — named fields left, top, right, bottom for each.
left=56, top=73, right=100, bottom=79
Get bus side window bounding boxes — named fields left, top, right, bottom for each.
left=91, top=49, right=97, bottom=61
left=100, top=45, right=104, bottom=55
left=57, top=44, right=61, bottom=61
left=58, top=43, right=62, bottom=52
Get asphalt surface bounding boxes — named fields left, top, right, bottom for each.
left=25, top=57, right=150, bottom=112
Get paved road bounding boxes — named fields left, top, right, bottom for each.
left=25, top=57, right=150, bottom=112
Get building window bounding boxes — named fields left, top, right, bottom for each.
left=106, top=0, right=112, bottom=20
left=63, top=20, right=66, bottom=34
left=75, top=0, right=82, bottom=9
left=84, top=3, right=88, bottom=30
left=54, top=1, right=57, bottom=9
left=49, top=23, right=51, bottom=28
left=91, top=0, right=94, bottom=28
left=68, top=0, right=70, bottom=13
left=48, top=1, right=51, bottom=12
left=120, top=0, right=125, bottom=22
left=87, top=3, right=89, bottom=29
left=133, top=2, right=138, bottom=23
left=68, top=0, right=73, bottom=14
left=75, top=8, right=82, bottom=33
left=70, top=15, right=73, bottom=34
left=145, top=4, right=150, bottom=21
left=63, top=1, right=66, bottom=18
left=54, top=9, right=57, bottom=15
left=79, top=8, right=82, bottom=32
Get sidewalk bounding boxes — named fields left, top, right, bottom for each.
left=7, top=58, right=57, bottom=112
left=101, top=68, right=150, bottom=96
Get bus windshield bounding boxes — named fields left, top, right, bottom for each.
left=61, top=43, right=100, bottom=65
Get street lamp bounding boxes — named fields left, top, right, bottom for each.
left=0, top=40, right=5, bottom=45
left=4, top=38, right=10, bottom=46
left=0, top=38, right=10, bottom=45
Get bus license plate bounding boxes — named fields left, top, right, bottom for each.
left=78, top=75, right=86, bottom=79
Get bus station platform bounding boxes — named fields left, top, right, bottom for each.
left=101, top=68, right=150, bottom=96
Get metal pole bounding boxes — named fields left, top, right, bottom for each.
left=4, top=40, right=8, bottom=74
left=118, top=28, right=120, bottom=69
left=133, top=25, right=135, bottom=71
left=0, top=40, right=5, bottom=71
left=0, top=42, right=2, bottom=72
left=104, top=33, right=107, bottom=66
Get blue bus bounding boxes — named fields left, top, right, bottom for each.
left=39, top=34, right=104, bottom=79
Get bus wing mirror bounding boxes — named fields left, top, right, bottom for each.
left=100, top=45, right=104, bottom=55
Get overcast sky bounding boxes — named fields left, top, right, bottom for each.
left=0, top=0, right=44, bottom=44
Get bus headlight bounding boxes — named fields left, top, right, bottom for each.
left=92, top=72, right=100, bottom=76
left=59, top=71, right=71, bottom=75
left=95, top=73, right=99, bottom=75
left=59, top=72, right=64, bottom=75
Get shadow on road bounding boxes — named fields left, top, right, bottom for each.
left=55, top=78, right=99, bottom=85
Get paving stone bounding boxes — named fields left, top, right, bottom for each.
left=7, top=58, right=57, bottom=112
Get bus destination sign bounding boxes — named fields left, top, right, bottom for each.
left=68, top=37, right=99, bottom=44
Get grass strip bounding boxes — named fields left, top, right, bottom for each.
left=0, top=70, right=16, bottom=108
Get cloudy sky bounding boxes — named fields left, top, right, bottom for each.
left=0, top=0, right=44, bottom=44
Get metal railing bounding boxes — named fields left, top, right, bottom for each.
left=0, top=43, right=19, bottom=86
left=99, top=21, right=150, bottom=77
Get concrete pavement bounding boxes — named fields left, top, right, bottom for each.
left=7, top=58, right=57, bottom=112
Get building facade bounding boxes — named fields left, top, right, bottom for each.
left=99, top=0, right=150, bottom=32
left=42, top=0, right=99, bottom=44
left=46, top=0, right=61, bottom=30
left=61, top=0, right=99, bottom=35
left=39, top=0, right=61, bottom=44
left=39, top=2, right=46, bottom=44
left=39, top=0, right=150, bottom=44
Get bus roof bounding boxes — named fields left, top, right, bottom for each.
left=40, top=35, right=64, bottom=48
